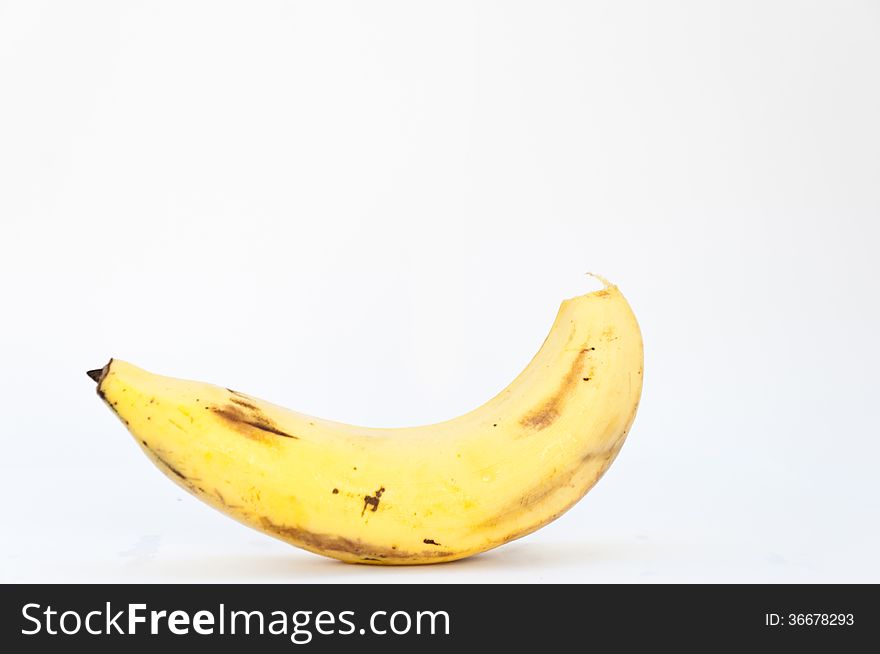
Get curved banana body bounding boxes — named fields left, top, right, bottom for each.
left=90, top=282, right=643, bottom=564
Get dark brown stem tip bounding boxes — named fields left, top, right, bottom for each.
left=86, top=368, right=104, bottom=383
left=87, top=361, right=112, bottom=384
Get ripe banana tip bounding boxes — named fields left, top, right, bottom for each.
left=86, top=360, right=112, bottom=386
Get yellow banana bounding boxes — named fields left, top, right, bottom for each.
left=88, top=279, right=643, bottom=564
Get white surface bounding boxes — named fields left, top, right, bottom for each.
left=1, top=1, right=878, bottom=583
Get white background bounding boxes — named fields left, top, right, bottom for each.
left=1, top=1, right=878, bottom=583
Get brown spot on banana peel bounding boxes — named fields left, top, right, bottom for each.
left=362, top=487, right=385, bottom=516
left=259, top=516, right=452, bottom=560
left=137, top=438, right=217, bottom=502
left=212, top=403, right=298, bottom=441
left=521, top=407, right=559, bottom=430
left=229, top=396, right=259, bottom=411
left=139, top=441, right=191, bottom=483
left=167, top=418, right=187, bottom=432
left=519, top=347, right=592, bottom=431
left=159, top=459, right=189, bottom=481
left=213, top=489, right=242, bottom=510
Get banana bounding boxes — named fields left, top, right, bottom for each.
left=88, top=279, right=643, bottom=564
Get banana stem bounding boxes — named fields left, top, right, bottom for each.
left=86, top=361, right=111, bottom=384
